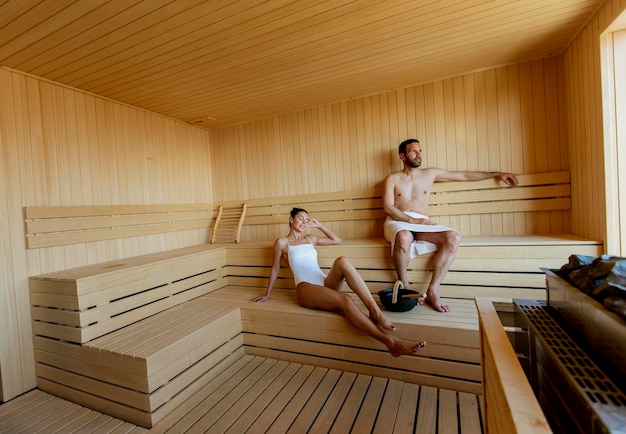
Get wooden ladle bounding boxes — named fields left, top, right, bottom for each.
left=392, top=280, right=421, bottom=303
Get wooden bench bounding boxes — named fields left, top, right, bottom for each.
left=224, top=235, right=602, bottom=301
left=475, top=297, right=552, bottom=433
left=25, top=171, right=603, bottom=302
left=29, top=244, right=227, bottom=343
left=31, top=258, right=481, bottom=427
left=220, top=170, right=603, bottom=300
left=28, top=244, right=240, bottom=427
left=26, top=235, right=590, bottom=428
left=24, top=169, right=603, bottom=428
left=202, top=286, right=482, bottom=394
left=34, top=300, right=244, bottom=427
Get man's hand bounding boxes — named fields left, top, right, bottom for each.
left=409, top=217, right=437, bottom=225
left=498, top=173, right=519, bottom=186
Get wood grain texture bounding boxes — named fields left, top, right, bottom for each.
left=2, top=0, right=624, bottom=404
left=0, top=67, right=213, bottom=401
left=476, top=298, right=551, bottom=433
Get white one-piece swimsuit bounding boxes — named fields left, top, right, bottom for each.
left=286, top=236, right=327, bottom=286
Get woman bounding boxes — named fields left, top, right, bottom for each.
left=251, top=207, right=426, bottom=357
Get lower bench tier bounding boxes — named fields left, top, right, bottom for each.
left=34, top=287, right=483, bottom=427
left=34, top=299, right=243, bottom=428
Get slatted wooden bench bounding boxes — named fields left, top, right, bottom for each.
left=25, top=171, right=603, bottom=301
left=222, top=170, right=603, bottom=300
left=28, top=244, right=241, bottom=427
left=202, top=286, right=482, bottom=394
left=29, top=259, right=481, bottom=427
left=29, top=244, right=228, bottom=343
left=24, top=169, right=603, bottom=428
left=34, top=300, right=244, bottom=427
left=224, top=235, right=602, bottom=302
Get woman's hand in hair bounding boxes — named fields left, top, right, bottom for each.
left=307, top=218, right=322, bottom=228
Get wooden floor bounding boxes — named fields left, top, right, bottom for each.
left=1, top=355, right=484, bottom=434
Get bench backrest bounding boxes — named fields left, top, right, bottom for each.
left=24, top=203, right=211, bottom=248
left=225, top=171, right=571, bottom=237
left=24, top=171, right=570, bottom=248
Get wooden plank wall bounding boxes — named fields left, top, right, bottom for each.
left=0, top=68, right=214, bottom=401
left=564, top=0, right=626, bottom=246
left=2, top=0, right=625, bottom=404
left=210, top=57, right=571, bottom=242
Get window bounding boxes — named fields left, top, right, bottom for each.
left=601, top=17, right=626, bottom=255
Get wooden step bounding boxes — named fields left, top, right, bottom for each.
left=202, top=286, right=482, bottom=394
left=34, top=299, right=244, bottom=428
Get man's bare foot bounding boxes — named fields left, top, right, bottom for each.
left=388, top=338, right=427, bottom=357
left=424, top=292, right=450, bottom=312
left=370, top=310, right=397, bottom=331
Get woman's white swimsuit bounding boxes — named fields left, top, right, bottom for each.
left=287, top=237, right=327, bottom=286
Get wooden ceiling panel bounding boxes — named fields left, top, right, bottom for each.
left=0, top=0, right=603, bottom=128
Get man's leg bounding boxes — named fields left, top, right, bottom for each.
left=417, top=230, right=461, bottom=312
left=392, top=230, right=415, bottom=290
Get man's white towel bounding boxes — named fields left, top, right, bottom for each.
left=383, top=211, right=457, bottom=259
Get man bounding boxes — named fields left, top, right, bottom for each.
left=382, top=138, right=518, bottom=312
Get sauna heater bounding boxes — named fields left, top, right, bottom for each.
left=512, top=269, right=626, bottom=434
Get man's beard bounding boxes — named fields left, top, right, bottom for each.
left=406, top=157, right=421, bottom=168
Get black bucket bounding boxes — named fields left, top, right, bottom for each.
left=378, top=280, right=420, bottom=312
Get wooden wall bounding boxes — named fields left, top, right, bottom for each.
left=0, top=67, right=214, bottom=401
left=564, top=0, right=626, bottom=244
left=2, top=0, right=624, bottom=404
left=209, top=57, right=571, bottom=241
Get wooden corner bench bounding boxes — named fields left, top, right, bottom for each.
left=24, top=170, right=603, bottom=428
left=28, top=250, right=482, bottom=427
left=28, top=244, right=239, bottom=427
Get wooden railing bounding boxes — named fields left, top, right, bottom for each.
left=475, top=297, right=552, bottom=433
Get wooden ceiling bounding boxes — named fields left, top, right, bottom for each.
left=0, top=0, right=603, bottom=128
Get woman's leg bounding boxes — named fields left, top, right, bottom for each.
left=296, top=282, right=426, bottom=357
left=324, top=256, right=396, bottom=331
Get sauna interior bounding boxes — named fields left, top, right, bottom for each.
left=1, top=1, right=626, bottom=433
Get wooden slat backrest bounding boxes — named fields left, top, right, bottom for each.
left=225, top=171, right=571, bottom=226
left=24, top=171, right=570, bottom=248
left=210, top=203, right=247, bottom=243
left=25, top=203, right=212, bottom=249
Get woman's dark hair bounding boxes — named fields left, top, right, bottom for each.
left=399, top=138, right=419, bottom=154
left=290, top=207, right=308, bottom=219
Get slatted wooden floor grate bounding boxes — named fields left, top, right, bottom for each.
left=0, top=355, right=484, bottom=433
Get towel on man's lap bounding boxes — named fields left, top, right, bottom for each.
left=383, top=211, right=457, bottom=259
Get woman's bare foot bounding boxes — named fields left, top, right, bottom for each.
left=370, top=310, right=397, bottom=331
left=424, top=292, right=450, bottom=312
left=388, top=338, right=427, bottom=357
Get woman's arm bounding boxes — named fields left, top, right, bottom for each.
left=307, top=218, right=341, bottom=246
left=250, top=238, right=285, bottom=302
